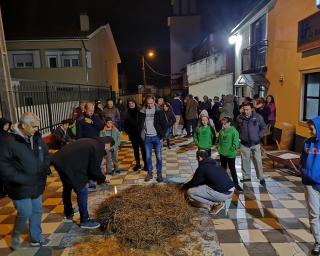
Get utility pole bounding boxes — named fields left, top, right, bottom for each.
left=142, top=55, right=147, bottom=86
left=0, top=7, right=17, bottom=122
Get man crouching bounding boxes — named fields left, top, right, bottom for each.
left=182, top=150, right=235, bottom=215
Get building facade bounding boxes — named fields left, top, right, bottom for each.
left=230, top=0, right=320, bottom=150
left=267, top=0, right=320, bottom=144
left=6, top=15, right=120, bottom=94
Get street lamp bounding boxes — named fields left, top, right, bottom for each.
left=142, top=50, right=155, bottom=86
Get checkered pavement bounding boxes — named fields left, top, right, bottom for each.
left=0, top=135, right=315, bottom=256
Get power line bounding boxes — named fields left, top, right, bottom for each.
left=144, top=60, right=171, bottom=77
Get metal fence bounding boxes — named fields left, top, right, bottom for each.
left=12, top=79, right=112, bottom=134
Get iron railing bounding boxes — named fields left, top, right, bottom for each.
left=11, top=79, right=112, bottom=134
left=241, top=40, right=268, bottom=73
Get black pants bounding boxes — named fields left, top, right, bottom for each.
left=220, top=155, right=238, bottom=185
left=130, top=136, right=146, bottom=167
left=186, top=119, right=197, bottom=136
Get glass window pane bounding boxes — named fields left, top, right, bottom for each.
left=307, top=73, right=320, bottom=96
left=49, top=57, right=57, bottom=68
left=64, top=59, right=71, bottom=67
left=306, top=98, right=319, bottom=119
left=72, top=59, right=79, bottom=67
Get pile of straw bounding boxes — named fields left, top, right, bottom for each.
left=96, top=184, right=194, bottom=249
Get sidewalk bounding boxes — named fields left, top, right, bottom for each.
left=0, top=136, right=313, bottom=256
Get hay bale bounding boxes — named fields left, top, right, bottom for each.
left=96, top=185, right=194, bottom=249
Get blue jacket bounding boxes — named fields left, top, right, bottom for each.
left=301, top=116, right=320, bottom=190
left=171, top=98, right=184, bottom=115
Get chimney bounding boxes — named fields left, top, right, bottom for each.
left=80, top=13, right=90, bottom=31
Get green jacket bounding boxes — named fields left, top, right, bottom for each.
left=217, top=126, right=239, bottom=158
left=193, top=125, right=215, bottom=150
left=100, top=128, right=121, bottom=151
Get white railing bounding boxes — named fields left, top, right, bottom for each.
left=187, top=54, right=227, bottom=84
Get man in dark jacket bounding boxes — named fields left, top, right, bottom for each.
left=182, top=150, right=234, bottom=215
left=51, top=136, right=115, bottom=229
left=137, top=95, right=167, bottom=182
left=76, top=102, right=104, bottom=139
left=0, top=112, right=50, bottom=250
left=236, top=102, right=266, bottom=185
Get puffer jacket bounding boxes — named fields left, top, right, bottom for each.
left=0, top=127, right=50, bottom=200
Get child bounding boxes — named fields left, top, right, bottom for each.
left=100, top=117, right=121, bottom=177
left=301, top=117, right=320, bottom=256
left=217, top=117, right=242, bottom=192
left=193, top=115, right=216, bottom=157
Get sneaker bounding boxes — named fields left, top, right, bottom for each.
left=113, top=170, right=120, bottom=175
left=235, top=184, right=243, bottom=192
left=80, top=220, right=101, bottom=229
left=31, top=238, right=50, bottom=247
left=156, top=175, right=164, bottom=183
left=240, top=178, right=251, bottom=183
left=209, top=202, right=225, bottom=215
left=133, top=164, right=141, bottom=172
left=10, top=236, right=20, bottom=251
left=105, top=174, right=112, bottom=183
left=88, top=184, right=96, bottom=192
left=144, top=174, right=153, bottom=182
left=260, top=179, right=266, bottom=186
left=312, top=242, right=320, bottom=256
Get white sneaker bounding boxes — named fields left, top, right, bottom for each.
left=105, top=175, right=112, bottom=183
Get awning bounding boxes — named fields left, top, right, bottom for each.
left=235, top=74, right=269, bottom=89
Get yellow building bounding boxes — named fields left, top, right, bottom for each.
left=230, top=0, right=320, bottom=150
left=6, top=14, right=121, bottom=93
left=267, top=0, right=320, bottom=146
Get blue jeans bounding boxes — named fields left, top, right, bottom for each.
left=166, top=128, right=171, bottom=144
left=12, top=195, right=42, bottom=243
left=62, top=182, right=89, bottom=224
left=145, top=135, right=162, bottom=176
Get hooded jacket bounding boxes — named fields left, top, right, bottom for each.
left=0, top=126, right=50, bottom=200
left=182, top=158, right=234, bottom=192
left=51, top=138, right=106, bottom=193
left=300, top=117, right=320, bottom=190
left=0, top=118, right=12, bottom=136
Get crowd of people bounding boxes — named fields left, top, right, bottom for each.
left=1, top=92, right=320, bottom=255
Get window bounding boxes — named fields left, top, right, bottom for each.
left=45, top=49, right=81, bottom=68
left=8, top=50, right=41, bottom=69
left=13, top=54, right=33, bottom=68
left=303, top=72, right=320, bottom=121
left=61, top=54, right=80, bottom=67
left=48, top=56, right=58, bottom=68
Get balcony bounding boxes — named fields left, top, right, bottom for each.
left=241, top=40, right=268, bottom=74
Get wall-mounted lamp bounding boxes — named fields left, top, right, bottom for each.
left=279, top=74, right=284, bottom=85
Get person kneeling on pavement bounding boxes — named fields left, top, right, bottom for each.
left=51, top=136, right=115, bottom=229
left=182, top=150, right=235, bottom=215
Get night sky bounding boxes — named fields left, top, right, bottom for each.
left=1, top=0, right=255, bottom=90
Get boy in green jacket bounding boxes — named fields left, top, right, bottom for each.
left=194, top=115, right=216, bottom=157
left=100, top=117, right=121, bottom=177
left=217, top=117, right=242, bottom=192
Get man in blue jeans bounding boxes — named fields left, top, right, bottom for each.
left=0, top=112, right=51, bottom=250
left=52, top=136, right=114, bottom=229
left=138, top=95, right=167, bottom=182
